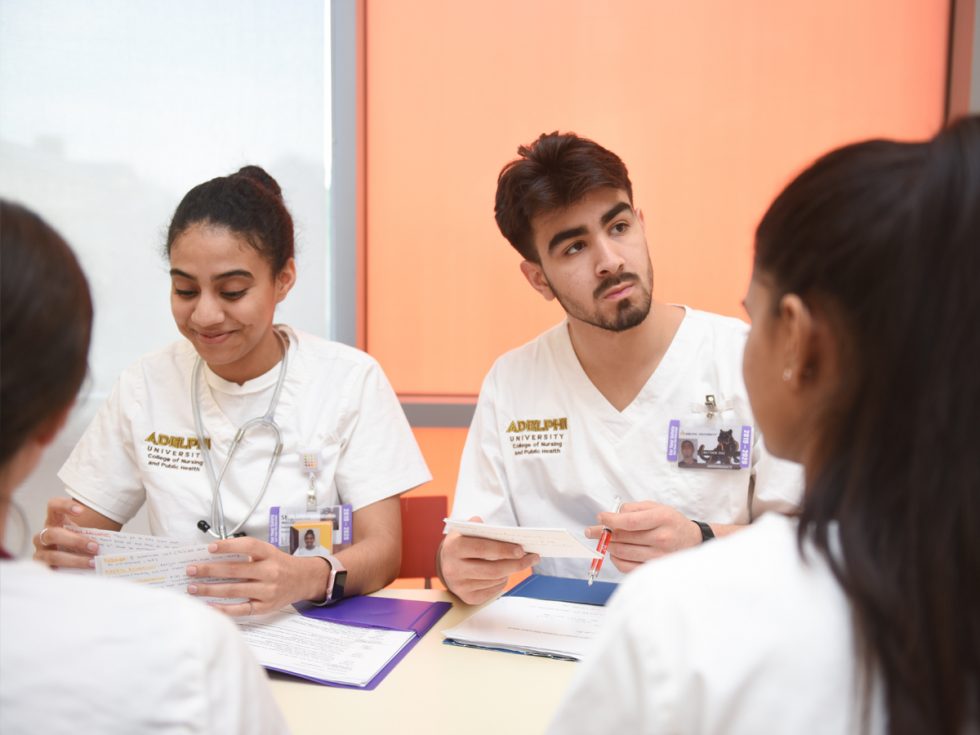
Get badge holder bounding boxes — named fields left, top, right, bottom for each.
left=267, top=450, right=353, bottom=558
left=667, top=395, right=753, bottom=471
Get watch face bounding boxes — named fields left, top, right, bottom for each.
left=332, top=570, right=348, bottom=600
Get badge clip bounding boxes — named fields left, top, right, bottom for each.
left=299, top=450, right=322, bottom=512
left=704, top=395, right=718, bottom=419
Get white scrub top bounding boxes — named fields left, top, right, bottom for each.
left=451, top=308, right=803, bottom=580
left=59, top=326, right=430, bottom=541
left=0, top=559, right=288, bottom=734
left=548, top=514, right=886, bottom=734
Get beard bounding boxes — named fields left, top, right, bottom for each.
left=548, top=265, right=654, bottom=333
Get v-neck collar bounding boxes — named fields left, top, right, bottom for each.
left=552, top=305, right=694, bottom=430
left=192, top=326, right=300, bottom=440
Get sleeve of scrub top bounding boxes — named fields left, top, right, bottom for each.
left=332, top=359, right=431, bottom=510
left=57, top=373, right=148, bottom=525
left=450, top=366, right=520, bottom=526
left=201, top=607, right=291, bottom=735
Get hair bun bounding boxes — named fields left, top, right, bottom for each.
left=236, top=165, right=282, bottom=199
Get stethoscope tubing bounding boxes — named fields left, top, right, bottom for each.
left=191, top=330, right=289, bottom=539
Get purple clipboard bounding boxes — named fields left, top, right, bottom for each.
left=267, top=596, right=451, bottom=690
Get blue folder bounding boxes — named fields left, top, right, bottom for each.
left=442, top=574, right=619, bottom=660
left=269, top=596, right=452, bottom=690
left=505, top=573, right=618, bottom=606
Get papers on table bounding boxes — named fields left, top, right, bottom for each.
left=73, top=528, right=452, bottom=689
left=442, top=595, right=606, bottom=661
left=443, top=519, right=601, bottom=559
left=238, top=607, right=416, bottom=688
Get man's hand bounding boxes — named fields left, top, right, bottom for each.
left=438, top=516, right=539, bottom=605
left=584, top=501, right=702, bottom=573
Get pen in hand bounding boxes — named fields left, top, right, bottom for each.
left=587, top=497, right=623, bottom=586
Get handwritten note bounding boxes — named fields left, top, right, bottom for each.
left=443, top=520, right=601, bottom=559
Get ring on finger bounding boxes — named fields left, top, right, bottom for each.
left=38, top=527, right=51, bottom=547
left=248, top=600, right=254, bottom=616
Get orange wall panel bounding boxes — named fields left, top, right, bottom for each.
left=366, top=0, right=949, bottom=396
left=405, top=427, right=468, bottom=510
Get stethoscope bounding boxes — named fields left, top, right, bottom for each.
left=192, top=329, right=289, bottom=539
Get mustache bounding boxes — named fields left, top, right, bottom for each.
left=593, top=273, right=640, bottom=300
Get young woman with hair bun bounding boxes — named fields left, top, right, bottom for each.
left=34, top=166, right=430, bottom=615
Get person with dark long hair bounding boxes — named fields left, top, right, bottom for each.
left=548, top=116, right=980, bottom=734
left=32, top=166, right=430, bottom=614
left=0, top=200, right=288, bottom=733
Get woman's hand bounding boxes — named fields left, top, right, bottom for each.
left=33, top=497, right=121, bottom=569
left=186, top=536, right=327, bottom=617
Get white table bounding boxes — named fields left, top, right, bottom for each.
left=269, top=588, right=576, bottom=735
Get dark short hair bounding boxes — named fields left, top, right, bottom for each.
left=0, top=201, right=93, bottom=466
left=166, top=165, right=294, bottom=274
left=494, top=132, right=633, bottom=262
left=754, top=115, right=980, bottom=733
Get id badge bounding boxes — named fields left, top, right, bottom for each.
left=268, top=503, right=353, bottom=558
left=666, top=395, right=752, bottom=471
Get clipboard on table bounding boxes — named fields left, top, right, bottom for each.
left=441, top=574, right=619, bottom=661
left=249, top=596, right=451, bottom=690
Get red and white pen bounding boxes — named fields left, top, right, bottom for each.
left=588, top=497, right=623, bottom=586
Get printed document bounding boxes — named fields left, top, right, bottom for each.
left=442, top=596, right=607, bottom=660
left=57, top=526, right=187, bottom=576
left=238, top=608, right=415, bottom=687
left=443, top=519, right=601, bottom=559
left=94, top=543, right=248, bottom=605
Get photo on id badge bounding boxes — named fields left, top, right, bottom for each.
left=270, top=504, right=353, bottom=559
left=667, top=404, right=752, bottom=471
left=290, top=524, right=331, bottom=557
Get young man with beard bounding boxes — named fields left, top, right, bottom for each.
left=439, top=132, right=802, bottom=604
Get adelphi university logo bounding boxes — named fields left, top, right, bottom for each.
left=505, top=417, right=568, bottom=457
left=506, top=418, right=568, bottom=433
left=144, top=433, right=210, bottom=450
left=143, top=432, right=209, bottom=471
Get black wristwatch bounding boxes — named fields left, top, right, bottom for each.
left=693, top=520, right=715, bottom=543
left=312, top=554, right=347, bottom=606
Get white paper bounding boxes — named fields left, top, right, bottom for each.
left=75, top=526, right=186, bottom=554
left=95, top=545, right=249, bottom=605
left=443, top=519, right=601, bottom=559
left=55, top=526, right=188, bottom=575
left=442, top=596, right=606, bottom=660
left=237, top=608, right=415, bottom=687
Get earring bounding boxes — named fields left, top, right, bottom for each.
left=782, top=368, right=793, bottom=382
